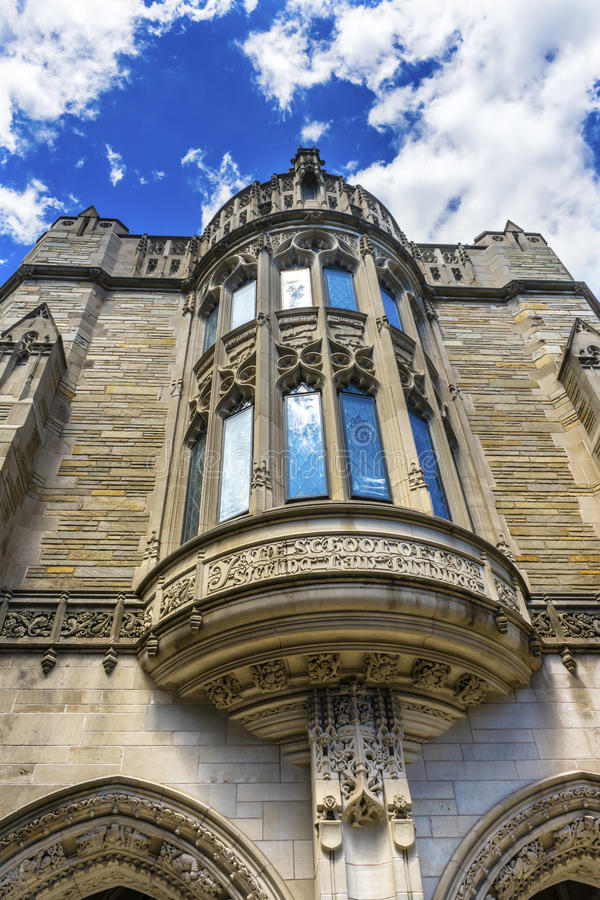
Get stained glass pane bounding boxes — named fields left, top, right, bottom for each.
left=409, top=410, right=451, bottom=519
left=340, top=387, right=390, bottom=499
left=381, top=286, right=402, bottom=330
left=281, top=268, right=312, bottom=309
left=219, top=405, right=253, bottom=521
left=231, top=281, right=256, bottom=330
left=285, top=391, right=327, bottom=499
left=181, top=434, right=206, bottom=543
left=325, top=268, right=357, bottom=310
left=203, top=305, right=219, bottom=352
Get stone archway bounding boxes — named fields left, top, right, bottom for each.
left=0, top=777, right=294, bottom=900
left=433, top=771, right=600, bottom=900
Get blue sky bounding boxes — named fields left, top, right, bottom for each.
left=1, top=0, right=600, bottom=292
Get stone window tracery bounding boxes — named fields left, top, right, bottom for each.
left=339, top=383, right=391, bottom=500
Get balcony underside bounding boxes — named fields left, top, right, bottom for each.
left=138, top=502, right=540, bottom=762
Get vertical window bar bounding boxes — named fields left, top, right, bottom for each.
left=325, top=268, right=357, bottom=311
left=231, top=281, right=256, bottom=331
left=408, top=410, right=451, bottom=519
left=181, top=433, right=207, bottom=543
left=339, top=385, right=391, bottom=500
left=202, top=305, right=219, bottom=352
left=218, top=405, right=253, bottom=522
left=285, top=386, right=328, bottom=500
left=281, top=268, right=312, bottom=309
left=380, top=286, right=403, bottom=330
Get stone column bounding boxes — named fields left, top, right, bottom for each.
left=309, top=680, right=424, bottom=900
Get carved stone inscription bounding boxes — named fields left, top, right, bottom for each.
left=206, top=535, right=485, bottom=596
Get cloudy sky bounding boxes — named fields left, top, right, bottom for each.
left=1, top=0, right=600, bottom=290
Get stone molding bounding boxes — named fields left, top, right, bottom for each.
left=0, top=777, right=293, bottom=900
left=433, top=771, right=600, bottom=900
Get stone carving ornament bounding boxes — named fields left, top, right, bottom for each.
left=60, top=609, right=112, bottom=639
left=0, top=784, right=279, bottom=900
left=276, top=339, right=323, bottom=390
left=309, top=680, right=404, bottom=827
left=160, top=574, right=196, bottom=617
left=307, top=652, right=340, bottom=683
left=252, top=659, right=289, bottom=691
left=1, top=609, right=53, bottom=638
left=412, top=658, right=450, bottom=690
left=206, top=674, right=242, bottom=709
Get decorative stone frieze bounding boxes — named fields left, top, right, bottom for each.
left=206, top=674, right=242, bottom=709
left=307, top=652, right=340, bottom=683
left=252, top=659, right=289, bottom=692
left=412, top=658, right=450, bottom=690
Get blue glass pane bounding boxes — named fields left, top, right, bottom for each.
left=326, top=269, right=357, bottom=310
left=340, top=390, right=390, bottom=499
left=285, top=392, right=327, bottom=499
left=203, top=305, right=218, bottom=351
left=380, top=286, right=402, bottom=330
left=219, top=406, right=253, bottom=521
left=408, top=410, right=451, bottom=519
left=231, top=281, right=256, bottom=330
left=181, top=434, right=206, bottom=542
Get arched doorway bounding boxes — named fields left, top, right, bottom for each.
left=0, top=777, right=294, bottom=900
left=433, top=772, right=600, bottom=899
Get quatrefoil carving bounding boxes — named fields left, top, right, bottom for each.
left=330, top=339, right=378, bottom=393
left=276, top=339, right=323, bottom=390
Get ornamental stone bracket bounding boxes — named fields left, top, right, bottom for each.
left=136, top=502, right=541, bottom=763
left=530, top=596, right=600, bottom=672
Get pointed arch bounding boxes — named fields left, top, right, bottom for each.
left=0, top=777, right=294, bottom=900
left=433, top=771, right=600, bottom=900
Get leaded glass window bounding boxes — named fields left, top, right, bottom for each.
left=339, top=384, right=390, bottom=500
left=218, top=404, right=253, bottom=522
left=181, top=432, right=206, bottom=543
left=380, top=286, right=403, bottom=330
left=281, top=268, right=312, bottom=309
left=408, top=410, right=450, bottom=519
left=325, top=268, right=357, bottom=311
left=285, top=384, right=327, bottom=500
left=202, top=304, right=219, bottom=352
left=231, top=281, right=256, bottom=331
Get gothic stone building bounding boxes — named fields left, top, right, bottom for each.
left=0, top=148, right=600, bottom=900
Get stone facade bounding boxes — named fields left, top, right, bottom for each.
left=0, top=150, right=599, bottom=899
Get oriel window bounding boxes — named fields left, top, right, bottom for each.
left=325, top=268, right=357, bottom=311
left=285, top=384, right=328, bottom=500
left=408, top=410, right=450, bottom=519
left=218, top=402, right=253, bottom=522
left=339, top=384, right=391, bottom=500
left=231, top=281, right=256, bottom=331
left=281, top=268, right=312, bottom=309
left=181, top=431, right=207, bottom=543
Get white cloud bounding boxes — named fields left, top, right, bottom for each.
left=0, top=179, right=63, bottom=244
left=0, top=258, right=7, bottom=266
left=0, top=0, right=243, bottom=155
left=300, top=119, right=330, bottom=143
left=75, top=157, right=86, bottom=168
left=153, top=169, right=166, bottom=180
left=106, top=144, right=126, bottom=186
left=181, top=147, right=251, bottom=230
left=243, top=0, right=600, bottom=293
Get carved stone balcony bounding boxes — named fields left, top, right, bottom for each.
left=138, top=502, right=541, bottom=762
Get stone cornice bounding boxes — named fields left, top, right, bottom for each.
left=0, top=263, right=185, bottom=304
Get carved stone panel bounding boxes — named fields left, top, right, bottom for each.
left=204, top=534, right=486, bottom=597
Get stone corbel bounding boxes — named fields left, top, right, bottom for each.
left=387, top=793, right=415, bottom=850
left=316, top=793, right=343, bottom=851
